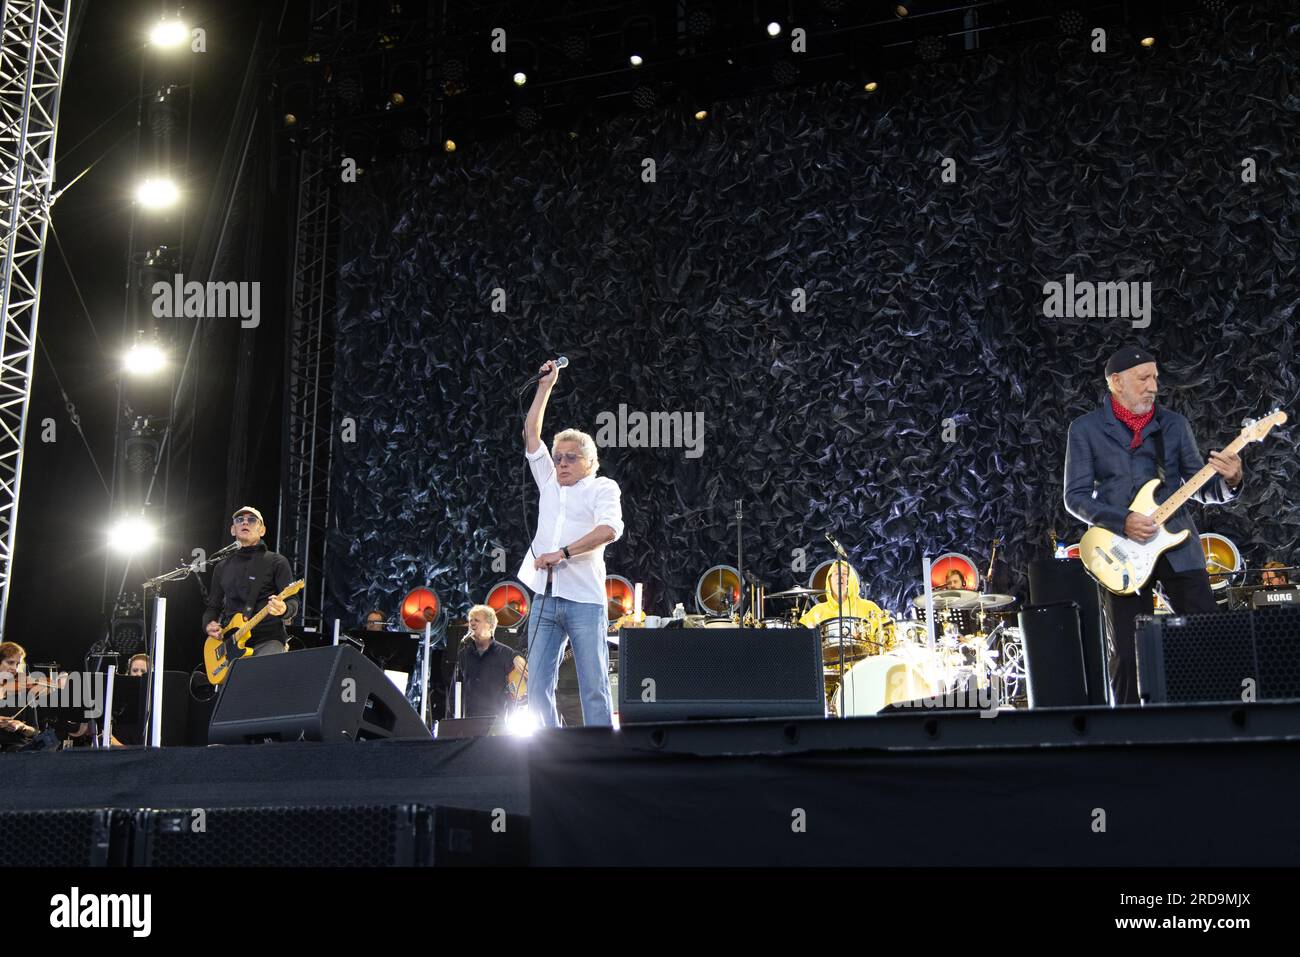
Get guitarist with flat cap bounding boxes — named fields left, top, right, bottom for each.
left=1064, top=346, right=1244, bottom=705
left=202, top=507, right=300, bottom=661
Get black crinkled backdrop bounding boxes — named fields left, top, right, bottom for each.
left=327, top=2, right=1299, bottom=625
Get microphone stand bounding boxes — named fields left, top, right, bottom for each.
left=826, top=534, right=849, bottom=718
left=735, top=499, right=744, bottom=624
left=137, top=544, right=238, bottom=745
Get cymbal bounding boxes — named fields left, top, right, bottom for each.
left=974, top=593, right=1016, bottom=609
left=767, top=586, right=822, bottom=598
left=913, top=589, right=978, bottom=611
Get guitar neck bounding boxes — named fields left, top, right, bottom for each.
left=1149, top=433, right=1247, bottom=525
left=235, top=606, right=273, bottom=639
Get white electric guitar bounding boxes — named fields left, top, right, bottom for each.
left=1079, top=409, right=1286, bottom=595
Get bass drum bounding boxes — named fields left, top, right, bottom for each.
left=833, top=647, right=938, bottom=716
left=555, top=639, right=620, bottom=727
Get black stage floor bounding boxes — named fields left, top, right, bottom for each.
left=5, top=700, right=1300, bottom=866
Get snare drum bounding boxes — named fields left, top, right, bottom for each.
left=760, top=618, right=799, bottom=629
left=819, top=616, right=873, bottom=664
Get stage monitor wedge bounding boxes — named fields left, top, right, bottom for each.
left=618, top=627, right=823, bottom=723
left=209, top=645, right=430, bottom=744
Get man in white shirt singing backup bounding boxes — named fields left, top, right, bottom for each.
left=519, top=359, right=625, bottom=726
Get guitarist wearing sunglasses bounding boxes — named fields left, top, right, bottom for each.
left=1064, top=346, right=1244, bottom=705
left=202, top=507, right=300, bottom=658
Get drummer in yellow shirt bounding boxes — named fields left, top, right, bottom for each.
left=799, top=560, right=889, bottom=633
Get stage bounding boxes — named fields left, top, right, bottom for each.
left=5, top=700, right=1299, bottom=867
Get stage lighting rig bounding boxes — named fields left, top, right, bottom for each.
left=134, top=176, right=180, bottom=211
left=148, top=17, right=189, bottom=49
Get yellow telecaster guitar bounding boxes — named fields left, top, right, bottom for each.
left=203, top=579, right=306, bottom=684
left=1080, top=410, right=1286, bottom=595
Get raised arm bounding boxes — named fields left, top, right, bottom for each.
left=523, top=360, right=560, bottom=454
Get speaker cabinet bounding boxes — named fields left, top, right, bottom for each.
left=1136, top=607, right=1300, bottom=704
left=0, top=809, right=130, bottom=866
left=208, top=645, right=430, bottom=744
left=1028, top=558, right=1108, bottom=704
left=132, top=805, right=431, bottom=866
left=618, top=628, right=823, bottom=723
left=432, top=806, right=530, bottom=866
left=1018, top=602, right=1089, bottom=708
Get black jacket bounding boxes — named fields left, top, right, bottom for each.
left=1064, top=401, right=1239, bottom=574
left=201, top=542, right=298, bottom=644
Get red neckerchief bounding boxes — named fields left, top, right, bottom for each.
left=1110, top=396, right=1154, bottom=449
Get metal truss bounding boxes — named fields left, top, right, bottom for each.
left=0, top=0, right=71, bottom=633
left=276, top=0, right=355, bottom=624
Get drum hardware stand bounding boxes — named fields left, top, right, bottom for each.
left=135, top=542, right=238, bottom=747
left=826, top=534, right=850, bottom=718
left=734, top=498, right=745, bottom=623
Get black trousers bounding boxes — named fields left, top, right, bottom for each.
left=1100, top=554, right=1217, bottom=705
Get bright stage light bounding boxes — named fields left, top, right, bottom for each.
left=694, top=109, right=708, bottom=121
left=149, top=18, right=189, bottom=48
left=629, top=53, right=644, bottom=67
left=135, top=177, right=180, bottom=210
left=864, top=81, right=879, bottom=93
left=766, top=22, right=782, bottom=37
left=505, top=708, right=538, bottom=738
left=1140, top=36, right=1157, bottom=47
left=512, top=71, right=527, bottom=86
left=444, top=139, right=457, bottom=152
left=123, top=342, right=166, bottom=376
left=108, top=516, right=158, bottom=554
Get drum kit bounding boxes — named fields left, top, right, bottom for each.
left=682, top=551, right=1028, bottom=716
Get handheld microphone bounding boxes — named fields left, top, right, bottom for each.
left=519, top=356, right=569, bottom=390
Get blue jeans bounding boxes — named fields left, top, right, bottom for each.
left=527, top=594, right=611, bottom=727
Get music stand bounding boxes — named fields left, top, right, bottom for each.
left=107, top=674, right=149, bottom=746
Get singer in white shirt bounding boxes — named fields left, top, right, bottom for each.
left=519, top=359, right=624, bottom=726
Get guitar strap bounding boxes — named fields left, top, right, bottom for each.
left=1152, top=424, right=1166, bottom=492
left=230, top=552, right=278, bottom=625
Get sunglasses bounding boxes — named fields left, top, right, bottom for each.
left=552, top=452, right=585, bottom=465
left=233, top=515, right=260, bottom=526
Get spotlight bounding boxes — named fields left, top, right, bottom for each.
left=283, top=113, right=298, bottom=127
left=1140, top=35, right=1156, bottom=47
left=135, top=176, right=179, bottom=210
left=562, top=33, right=590, bottom=61
left=389, top=92, right=405, bottom=106
left=694, top=108, right=708, bottom=121
left=123, top=342, right=166, bottom=376
left=766, top=21, right=782, bottom=37
left=335, top=75, right=362, bottom=108
left=686, top=5, right=716, bottom=36
left=512, top=71, right=527, bottom=86
left=1058, top=8, right=1086, bottom=35
left=623, top=16, right=654, bottom=71
left=916, top=35, right=944, bottom=62
left=894, top=5, right=909, bottom=17
left=864, top=80, right=879, bottom=93
left=108, top=516, right=158, bottom=555
left=443, top=139, right=456, bottom=152
left=631, top=85, right=657, bottom=110
left=504, top=707, right=538, bottom=737
left=149, top=18, right=188, bottom=48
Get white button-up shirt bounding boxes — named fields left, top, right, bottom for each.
left=516, top=444, right=624, bottom=606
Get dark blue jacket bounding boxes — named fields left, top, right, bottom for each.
left=1063, top=401, right=1239, bottom=573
